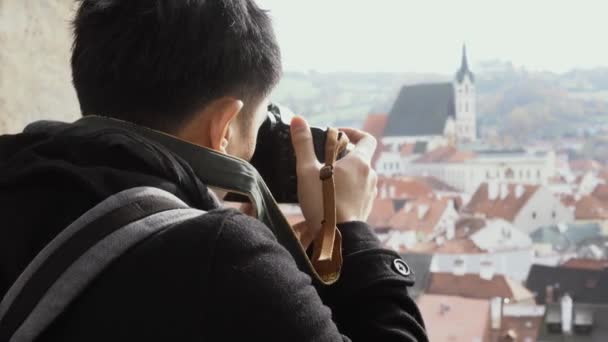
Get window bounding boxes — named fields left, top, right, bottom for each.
left=532, top=212, right=537, bottom=219
left=465, top=102, right=469, bottom=112
left=527, top=170, right=531, bottom=179
left=519, top=170, right=523, bottom=179
left=537, top=170, right=541, bottom=179
left=486, top=170, right=491, bottom=179
left=552, top=211, right=556, bottom=219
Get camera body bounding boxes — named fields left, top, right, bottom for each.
left=248, top=103, right=345, bottom=203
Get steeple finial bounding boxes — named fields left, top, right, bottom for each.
left=461, top=43, right=468, bottom=70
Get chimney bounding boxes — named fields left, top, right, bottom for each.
left=389, top=185, right=396, bottom=198
left=452, top=257, right=466, bottom=276
left=500, top=183, right=509, bottom=199
left=417, top=205, right=429, bottom=220
left=380, top=184, right=387, bottom=199
left=480, top=260, right=495, bottom=280
left=490, top=297, right=504, bottom=330
left=488, top=182, right=499, bottom=200
left=430, top=256, right=439, bottom=272
left=545, top=285, right=555, bottom=304
left=446, top=222, right=455, bottom=240
left=561, top=294, right=573, bottom=334
left=515, top=184, right=525, bottom=198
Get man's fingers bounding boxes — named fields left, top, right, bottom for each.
left=290, top=116, right=318, bottom=168
left=338, top=128, right=369, bottom=144
left=339, top=128, right=377, bottom=162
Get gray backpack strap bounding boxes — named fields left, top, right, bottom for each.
left=0, top=187, right=205, bottom=342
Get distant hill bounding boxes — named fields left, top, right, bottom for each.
left=271, top=63, right=608, bottom=142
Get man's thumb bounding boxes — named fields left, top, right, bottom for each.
left=290, top=116, right=317, bottom=167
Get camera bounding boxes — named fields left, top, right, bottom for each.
left=247, top=103, right=347, bottom=203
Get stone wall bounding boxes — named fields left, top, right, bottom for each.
left=0, top=0, right=79, bottom=134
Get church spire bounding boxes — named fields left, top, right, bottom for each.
left=461, top=44, right=469, bottom=71
left=455, top=43, right=474, bottom=83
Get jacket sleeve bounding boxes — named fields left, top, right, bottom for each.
left=207, top=209, right=427, bottom=342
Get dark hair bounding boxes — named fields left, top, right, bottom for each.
left=71, top=0, right=282, bottom=132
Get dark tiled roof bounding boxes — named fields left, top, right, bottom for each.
left=537, top=303, right=608, bottom=341
left=401, top=253, right=433, bottom=298
left=530, top=224, right=601, bottom=253
left=383, top=83, right=455, bottom=137
left=525, top=264, right=608, bottom=305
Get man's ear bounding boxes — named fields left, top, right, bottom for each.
left=177, top=97, right=243, bottom=152
left=209, top=98, right=244, bottom=153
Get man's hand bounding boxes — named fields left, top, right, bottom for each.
left=290, top=116, right=378, bottom=245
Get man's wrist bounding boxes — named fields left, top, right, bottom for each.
left=336, top=221, right=382, bottom=256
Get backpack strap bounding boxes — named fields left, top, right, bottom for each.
left=0, top=187, right=205, bottom=342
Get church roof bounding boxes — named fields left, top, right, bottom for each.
left=455, top=44, right=475, bottom=83
left=383, top=83, right=455, bottom=137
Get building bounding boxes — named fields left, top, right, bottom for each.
left=427, top=272, right=535, bottom=303
left=405, top=148, right=557, bottom=193
left=431, top=249, right=535, bottom=283
left=489, top=303, right=545, bottom=342
left=387, top=196, right=459, bottom=240
left=417, top=294, right=490, bottom=342
left=381, top=45, right=477, bottom=153
left=530, top=223, right=602, bottom=254
left=525, top=264, right=608, bottom=305
left=538, top=301, right=608, bottom=341
left=463, top=183, right=574, bottom=234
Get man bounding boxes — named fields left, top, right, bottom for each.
left=0, top=0, right=427, bottom=341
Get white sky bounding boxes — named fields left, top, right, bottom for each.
left=256, top=0, right=608, bottom=74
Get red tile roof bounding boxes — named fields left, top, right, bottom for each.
left=427, top=273, right=534, bottom=301
left=575, top=195, right=608, bottom=220
left=570, top=159, right=602, bottom=173
left=463, top=183, right=539, bottom=222
left=417, top=294, right=490, bottom=342
left=361, top=113, right=388, bottom=139
left=417, top=176, right=460, bottom=192
left=434, top=238, right=484, bottom=254
left=368, top=198, right=395, bottom=228
left=592, top=184, right=608, bottom=202
left=562, top=258, right=608, bottom=271
left=388, top=197, right=452, bottom=235
left=414, top=146, right=476, bottom=164
left=377, top=176, right=434, bottom=200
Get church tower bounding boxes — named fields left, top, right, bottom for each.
left=453, top=44, right=477, bottom=142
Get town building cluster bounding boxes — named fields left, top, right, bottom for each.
left=363, top=47, right=608, bottom=342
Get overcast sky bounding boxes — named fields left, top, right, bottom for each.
left=256, top=0, right=608, bottom=74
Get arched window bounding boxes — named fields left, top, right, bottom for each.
left=505, top=168, right=514, bottom=179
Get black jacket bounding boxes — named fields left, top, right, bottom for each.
left=0, top=120, right=427, bottom=341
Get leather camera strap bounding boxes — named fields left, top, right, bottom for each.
left=311, top=128, right=349, bottom=283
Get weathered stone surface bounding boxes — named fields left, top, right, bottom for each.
left=0, top=0, right=79, bottom=134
